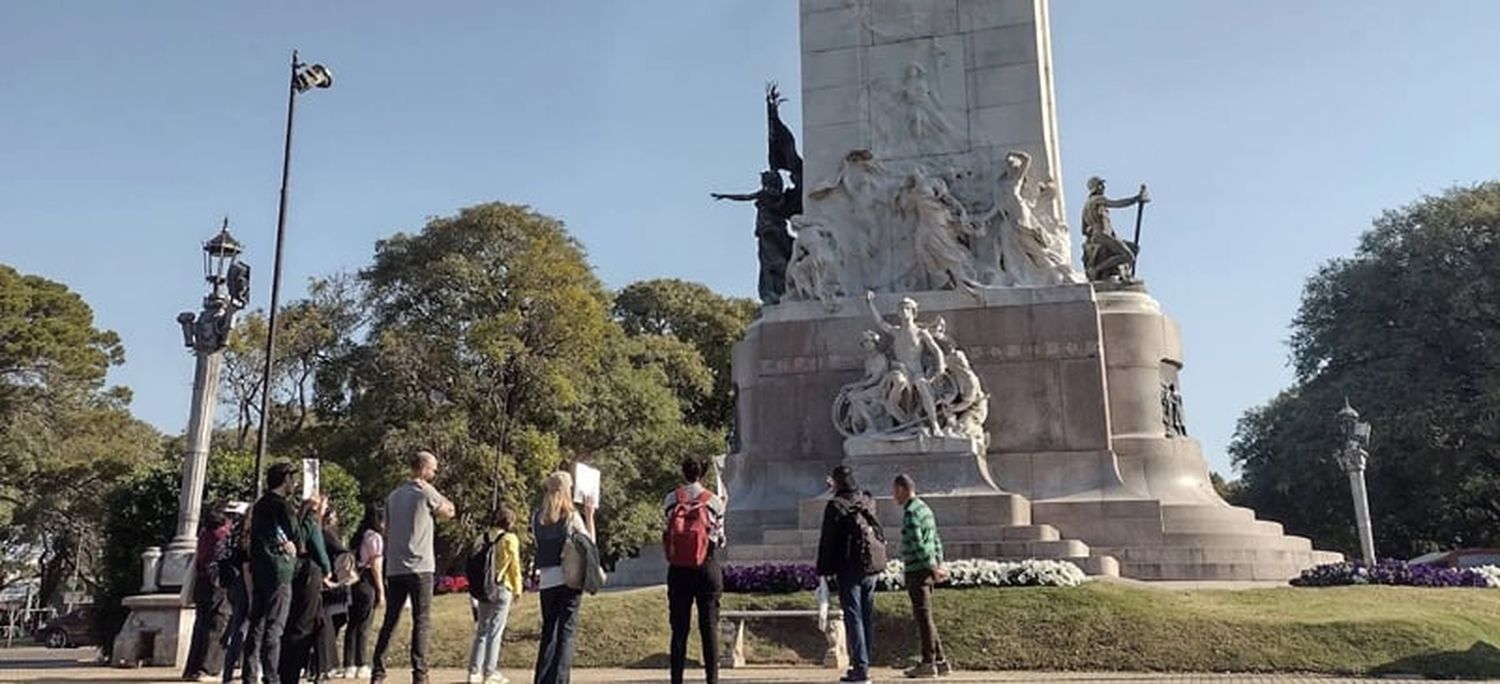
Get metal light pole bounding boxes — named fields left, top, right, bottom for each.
left=252, top=50, right=333, bottom=499
left=1333, top=399, right=1376, bottom=566
left=158, top=221, right=251, bottom=589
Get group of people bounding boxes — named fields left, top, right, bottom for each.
left=177, top=450, right=949, bottom=684
left=180, top=460, right=397, bottom=684
left=177, top=450, right=601, bottom=684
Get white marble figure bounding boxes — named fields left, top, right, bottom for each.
left=785, top=216, right=843, bottom=307
left=896, top=168, right=980, bottom=292
left=900, top=63, right=950, bottom=141
left=978, top=151, right=1083, bottom=286
left=808, top=150, right=895, bottom=291
left=833, top=292, right=988, bottom=444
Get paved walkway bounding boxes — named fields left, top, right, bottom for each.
left=0, top=648, right=1487, bottom=683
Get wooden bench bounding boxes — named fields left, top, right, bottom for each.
left=718, top=609, right=847, bottom=670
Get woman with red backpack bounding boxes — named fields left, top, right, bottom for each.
left=662, top=456, right=726, bottom=684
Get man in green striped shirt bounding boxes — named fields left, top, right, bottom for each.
left=894, top=473, right=951, bottom=678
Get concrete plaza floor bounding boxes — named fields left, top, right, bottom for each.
left=0, top=647, right=1486, bottom=684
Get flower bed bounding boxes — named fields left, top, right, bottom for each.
left=723, top=563, right=820, bottom=593
left=877, top=558, right=1087, bottom=590
left=1290, top=560, right=1498, bottom=588
left=722, top=559, right=1086, bottom=593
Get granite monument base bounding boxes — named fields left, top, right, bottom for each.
left=111, top=593, right=193, bottom=668
left=725, top=285, right=1340, bottom=580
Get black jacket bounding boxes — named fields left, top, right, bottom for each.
left=815, top=488, right=882, bottom=577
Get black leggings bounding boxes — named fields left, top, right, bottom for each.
left=343, top=572, right=377, bottom=669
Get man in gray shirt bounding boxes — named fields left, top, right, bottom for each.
left=371, top=451, right=455, bottom=684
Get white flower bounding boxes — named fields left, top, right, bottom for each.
left=877, top=558, right=1087, bottom=590
left=1473, top=565, right=1500, bottom=588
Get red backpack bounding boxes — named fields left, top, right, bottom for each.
left=664, top=487, right=715, bottom=568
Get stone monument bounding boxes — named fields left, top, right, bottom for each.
left=722, top=0, right=1341, bottom=580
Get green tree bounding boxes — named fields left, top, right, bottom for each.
left=311, top=204, right=716, bottom=565
left=613, top=279, right=756, bottom=431
left=1230, top=182, right=1500, bottom=558
left=0, top=265, right=162, bottom=603
left=219, top=273, right=366, bottom=451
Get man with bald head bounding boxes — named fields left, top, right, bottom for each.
left=371, top=451, right=455, bottom=684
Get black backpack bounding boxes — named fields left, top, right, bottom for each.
left=466, top=532, right=503, bottom=603
left=842, top=496, right=887, bottom=575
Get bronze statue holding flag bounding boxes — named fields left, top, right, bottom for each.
left=711, top=83, right=805, bottom=304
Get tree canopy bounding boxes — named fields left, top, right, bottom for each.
left=1230, top=182, right=1500, bottom=557
left=219, top=204, right=730, bottom=565
left=0, top=265, right=161, bottom=601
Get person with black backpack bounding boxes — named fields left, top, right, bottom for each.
left=816, top=465, right=886, bottom=684
left=465, top=507, right=520, bottom=684
left=662, top=456, right=726, bottom=684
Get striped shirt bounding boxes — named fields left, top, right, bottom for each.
left=900, top=497, right=944, bottom=573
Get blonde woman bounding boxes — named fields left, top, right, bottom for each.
left=531, top=471, right=596, bottom=684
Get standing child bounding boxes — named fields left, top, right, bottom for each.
left=467, top=507, right=522, bottom=684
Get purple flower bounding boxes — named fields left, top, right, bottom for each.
left=723, top=563, right=820, bottom=593
left=1291, top=559, right=1491, bottom=588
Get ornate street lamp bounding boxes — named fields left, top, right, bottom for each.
left=1332, top=398, right=1376, bottom=566
left=159, top=219, right=250, bottom=588
left=253, top=51, right=333, bottom=498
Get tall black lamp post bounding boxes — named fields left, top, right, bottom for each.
left=253, top=50, right=333, bottom=498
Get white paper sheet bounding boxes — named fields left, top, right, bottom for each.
left=301, top=458, right=321, bottom=502
left=573, top=462, right=601, bottom=508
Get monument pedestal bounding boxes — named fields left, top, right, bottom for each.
left=726, top=286, right=1338, bottom=580
left=111, top=593, right=193, bottom=668
left=842, top=434, right=997, bottom=494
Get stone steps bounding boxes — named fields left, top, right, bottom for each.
left=797, top=492, right=1031, bottom=529
left=1097, top=545, right=1326, bottom=565
left=1162, top=518, right=1284, bottom=537
left=1118, top=558, right=1330, bottom=582
left=760, top=523, right=1062, bottom=546
left=1160, top=532, right=1313, bottom=552
left=1159, top=504, right=1257, bottom=523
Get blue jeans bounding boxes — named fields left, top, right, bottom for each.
left=468, top=588, right=514, bottom=677
left=837, top=573, right=877, bottom=677
left=534, top=585, right=582, bottom=684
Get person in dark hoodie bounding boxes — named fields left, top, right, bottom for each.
left=815, top=465, right=886, bottom=684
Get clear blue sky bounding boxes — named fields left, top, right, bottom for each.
left=4, top=1, right=1498, bottom=477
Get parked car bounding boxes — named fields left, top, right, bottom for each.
left=34, top=607, right=95, bottom=648
left=1409, top=548, right=1500, bottom=569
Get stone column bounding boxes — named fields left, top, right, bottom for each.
left=1347, top=465, right=1376, bottom=566
left=158, top=348, right=224, bottom=588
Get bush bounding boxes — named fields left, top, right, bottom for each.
left=1290, top=560, right=1495, bottom=588
left=723, top=563, right=819, bottom=593
left=877, top=558, right=1088, bottom=590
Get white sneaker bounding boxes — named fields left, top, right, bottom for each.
left=466, top=672, right=482, bottom=684
left=355, top=666, right=372, bottom=679
left=327, top=669, right=345, bottom=679
left=483, top=675, right=510, bottom=684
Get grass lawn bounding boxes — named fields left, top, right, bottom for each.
left=376, top=580, right=1500, bottom=678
